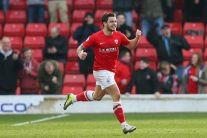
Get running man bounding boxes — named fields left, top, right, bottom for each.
left=64, top=12, right=141, bottom=134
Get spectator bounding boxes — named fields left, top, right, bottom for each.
left=73, top=12, right=100, bottom=77
left=38, top=60, right=62, bottom=94
left=44, top=27, right=68, bottom=63
left=184, top=0, right=203, bottom=22
left=113, top=0, right=133, bottom=27
left=181, top=53, right=207, bottom=94
left=116, top=12, right=134, bottom=53
left=19, top=48, right=39, bottom=95
left=147, top=24, right=190, bottom=81
left=0, top=0, right=9, bottom=14
left=48, top=0, right=68, bottom=23
left=135, top=0, right=164, bottom=35
left=126, top=57, right=160, bottom=94
left=0, top=37, right=22, bottom=95
left=27, top=0, right=45, bottom=23
left=115, top=51, right=132, bottom=94
left=157, top=61, right=178, bottom=94
left=162, top=0, right=174, bottom=22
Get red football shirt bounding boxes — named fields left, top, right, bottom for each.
left=82, top=30, right=130, bottom=72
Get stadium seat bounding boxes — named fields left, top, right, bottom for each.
left=64, top=74, right=85, bottom=86
left=184, top=23, right=204, bottom=36
left=165, top=22, right=182, bottom=35
left=62, top=86, right=83, bottom=95
left=10, top=0, right=27, bottom=10
left=0, top=11, right=5, bottom=24
left=68, top=36, right=78, bottom=48
left=24, top=36, right=45, bottom=49
left=65, top=61, right=79, bottom=74
left=182, top=49, right=202, bottom=61
left=72, top=10, right=92, bottom=23
left=204, top=50, right=207, bottom=61
left=184, top=35, right=204, bottom=48
left=0, top=25, right=2, bottom=38
left=96, top=0, right=113, bottom=9
left=134, top=61, right=157, bottom=71
left=87, top=74, right=96, bottom=86
left=67, top=0, right=73, bottom=11
left=74, top=0, right=95, bottom=9
left=136, top=48, right=157, bottom=61
left=48, top=23, right=69, bottom=37
left=55, top=61, right=65, bottom=74
left=138, top=36, right=153, bottom=48
left=70, top=23, right=82, bottom=35
left=173, top=9, right=183, bottom=22
left=6, top=10, right=26, bottom=23
left=26, top=23, right=47, bottom=37
left=132, top=10, right=139, bottom=23
left=182, top=61, right=189, bottom=67
left=32, top=49, right=43, bottom=61
left=67, top=48, right=78, bottom=61
left=95, top=9, right=112, bottom=23
left=4, top=23, right=25, bottom=37
left=175, top=0, right=184, bottom=9
left=86, top=85, right=95, bottom=91
left=9, top=37, right=23, bottom=50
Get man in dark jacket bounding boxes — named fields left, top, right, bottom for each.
left=43, top=27, right=68, bottom=63
left=0, top=37, right=23, bottom=94
left=147, top=24, right=191, bottom=80
left=38, top=60, right=62, bottom=94
left=126, top=57, right=159, bottom=94
left=113, top=0, right=133, bottom=27
left=117, top=12, right=134, bottom=53
left=73, top=12, right=100, bottom=78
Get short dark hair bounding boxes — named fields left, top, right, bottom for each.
left=22, top=47, right=31, bottom=53
left=140, top=57, right=150, bottom=63
left=116, top=12, right=125, bottom=18
left=102, top=12, right=116, bottom=23
left=161, top=24, right=170, bottom=30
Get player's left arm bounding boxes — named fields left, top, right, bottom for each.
left=124, top=29, right=142, bottom=50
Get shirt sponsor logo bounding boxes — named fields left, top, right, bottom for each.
left=114, top=39, right=118, bottom=44
left=99, top=47, right=119, bottom=53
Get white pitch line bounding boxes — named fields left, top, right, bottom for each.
left=12, top=114, right=69, bottom=126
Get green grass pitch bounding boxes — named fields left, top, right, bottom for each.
left=1, top=113, right=207, bottom=138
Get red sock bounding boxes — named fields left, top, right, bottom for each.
left=76, top=91, right=94, bottom=101
left=113, top=102, right=126, bottom=124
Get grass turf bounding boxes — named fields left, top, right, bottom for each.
left=0, top=113, right=207, bottom=138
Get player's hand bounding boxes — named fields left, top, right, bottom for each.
left=136, top=29, right=142, bottom=38
left=78, top=50, right=88, bottom=60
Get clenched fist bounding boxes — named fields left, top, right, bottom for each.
left=78, top=50, right=88, bottom=60
left=136, top=29, right=142, bottom=38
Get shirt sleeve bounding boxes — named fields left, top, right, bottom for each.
left=82, top=34, right=96, bottom=48
left=120, top=32, right=130, bottom=46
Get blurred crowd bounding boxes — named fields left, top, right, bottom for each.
left=0, top=0, right=207, bottom=95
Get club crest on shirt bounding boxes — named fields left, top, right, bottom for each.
left=114, top=39, right=118, bottom=44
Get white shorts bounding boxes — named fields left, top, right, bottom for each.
left=93, top=70, right=116, bottom=90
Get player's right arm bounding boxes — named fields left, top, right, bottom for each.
left=77, top=34, right=96, bottom=60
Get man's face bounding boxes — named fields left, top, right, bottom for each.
left=104, top=17, right=117, bottom=32
left=85, top=15, right=94, bottom=25
left=50, top=27, right=59, bottom=38
left=162, top=64, right=171, bottom=75
left=121, top=52, right=131, bottom=63
left=161, top=27, right=171, bottom=37
left=139, top=61, right=148, bottom=70
left=45, top=62, right=55, bottom=75
left=2, top=37, right=11, bottom=52
left=24, top=50, right=32, bottom=61
left=117, top=15, right=125, bottom=26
